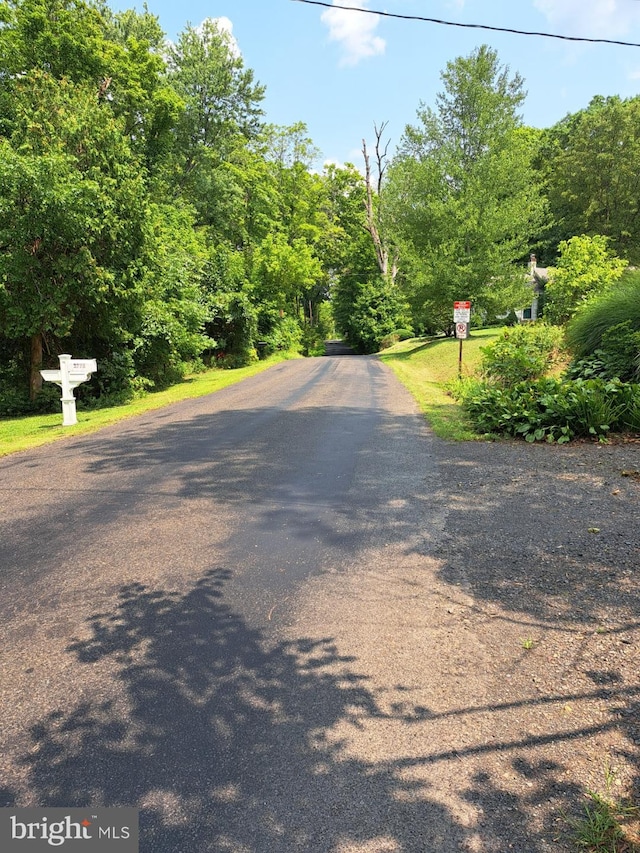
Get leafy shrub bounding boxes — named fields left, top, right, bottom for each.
left=393, top=328, right=415, bottom=341
left=257, top=315, right=303, bottom=358
left=0, top=383, right=61, bottom=417
left=206, top=292, right=258, bottom=366
left=480, top=323, right=564, bottom=387
left=566, top=321, right=640, bottom=382
left=379, top=328, right=413, bottom=350
left=543, top=235, right=626, bottom=325
left=460, top=377, right=640, bottom=443
left=565, top=269, right=640, bottom=357
left=333, top=277, right=411, bottom=354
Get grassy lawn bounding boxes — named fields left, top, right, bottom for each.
left=379, top=328, right=500, bottom=441
left=0, top=352, right=300, bottom=458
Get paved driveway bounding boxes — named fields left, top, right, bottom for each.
left=1, top=356, right=638, bottom=852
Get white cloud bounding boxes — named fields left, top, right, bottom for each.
left=533, top=0, right=640, bottom=39
left=321, top=1, right=386, bottom=66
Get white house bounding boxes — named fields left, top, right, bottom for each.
left=516, top=254, right=548, bottom=322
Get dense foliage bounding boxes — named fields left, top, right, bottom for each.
left=565, top=270, right=640, bottom=368
left=458, top=320, right=639, bottom=443
left=1, top=4, right=639, bottom=424
left=537, top=95, right=640, bottom=265
left=385, top=46, right=545, bottom=332
left=479, top=324, right=564, bottom=387
left=543, top=235, right=627, bottom=325
left=461, top=377, right=640, bottom=443
left=0, top=0, right=356, bottom=412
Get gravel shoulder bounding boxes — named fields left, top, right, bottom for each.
left=290, top=432, right=640, bottom=852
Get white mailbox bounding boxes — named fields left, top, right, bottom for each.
left=40, top=354, right=98, bottom=426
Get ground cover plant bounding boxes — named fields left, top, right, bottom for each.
left=572, top=771, right=640, bottom=853
left=461, top=376, right=640, bottom=443
left=449, top=322, right=640, bottom=443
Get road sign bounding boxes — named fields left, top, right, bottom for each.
left=455, top=322, right=469, bottom=340
left=453, top=301, right=471, bottom=323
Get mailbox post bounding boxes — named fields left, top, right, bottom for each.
left=40, top=354, right=98, bottom=426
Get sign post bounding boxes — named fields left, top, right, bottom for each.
left=41, top=354, right=98, bottom=426
left=453, top=302, right=471, bottom=377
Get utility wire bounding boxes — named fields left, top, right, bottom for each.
left=290, top=0, right=640, bottom=48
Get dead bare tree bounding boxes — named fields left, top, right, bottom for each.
left=362, top=121, right=399, bottom=283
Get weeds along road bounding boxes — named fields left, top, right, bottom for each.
left=1, top=355, right=639, bottom=852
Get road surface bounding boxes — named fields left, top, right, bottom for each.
left=0, top=356, right=453, bottom=852
left=1, top=355, right=638, bottom=853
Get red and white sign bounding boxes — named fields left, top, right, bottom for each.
left=455, top=322, right=469, bottom=340
left=453, top=301, right=471, bottom=323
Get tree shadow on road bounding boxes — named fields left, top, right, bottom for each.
left=9, top=567, right=640, bottom=851
left=15, top=568, right=472, bottom=852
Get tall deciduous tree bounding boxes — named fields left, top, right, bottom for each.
left=387, top=45, right=546, bottom=332
left=0, top=72, right=147, bottom=398
left=166, top=18, right=265, bottom=226
left=323, top=162, right=409, bottom=352
left=538, top=95, right=640, bottom=265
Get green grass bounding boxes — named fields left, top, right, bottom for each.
left=572, top=791, right=640, bottom=852
left=0, top=352, right=300, bottom=458
left=379, top=328, right=500, bottom=440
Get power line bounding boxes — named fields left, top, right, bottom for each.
left=290, top=0, right=640, bottom=48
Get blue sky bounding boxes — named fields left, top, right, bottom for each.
left=108, top=0, right=640, bottom=168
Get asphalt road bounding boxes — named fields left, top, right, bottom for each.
left=2, top=355, right=638, bottom=853
left=0, top=355, right=451, bottom=852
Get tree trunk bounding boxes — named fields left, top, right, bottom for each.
left=362, top=122, right=399, bottom=284
left=29, top=332, right=43, bottom=401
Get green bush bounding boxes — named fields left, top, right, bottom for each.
left=460, top=377, right=640, bottom=443
left=566, top=269, right=640, bottom=358
left=380, top=328, right=415, bottom=349
left=480, top=323, right=564, bottom=387
left=0, top=382, right=61, bottom=417
left=333, top=277, right=411, bottom=354
left=566, top=321, right=640, bottom=382
left=258, top=315, right=303, bottom=358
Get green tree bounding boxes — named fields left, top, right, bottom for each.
left=132, top=202, right=209, bottom=388
left=0, top=0, right=173, bottom=150
left=544, top=235, right=626, bottom=325
left=166, top=17, right=265, bottom=224
left=0, top=72, right=147, bottom=399
left=323, top=163, right=410, bottom=352
left=387, top=45, right=546, bottom=332
left=332, top=275, right=410, bottom=354
left=539, top=96, right=640, bottom=264
left=245, top=124, right=332, bottom=349
left=251, top=232, right=323, bottom=328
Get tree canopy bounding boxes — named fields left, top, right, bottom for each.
left=0, top=5, right=638, bottom=413
left=386, top=45, right=546, bottom=333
